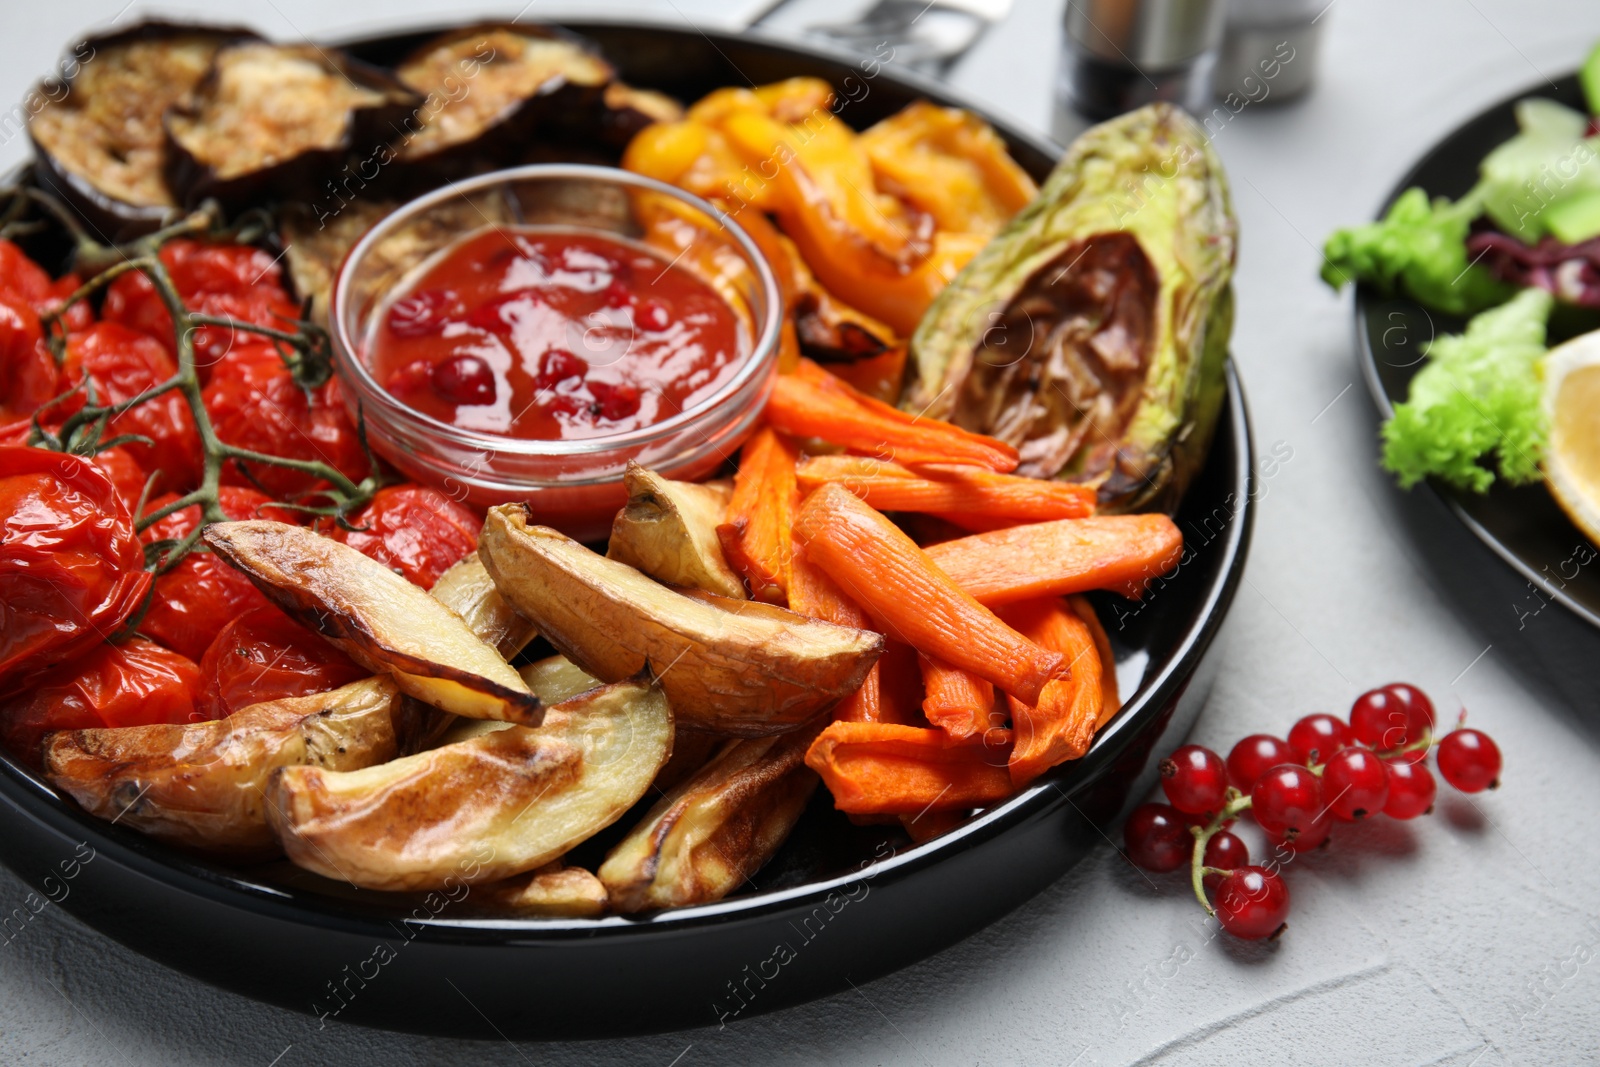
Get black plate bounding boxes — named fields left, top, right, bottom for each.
left=1357, top=72, right=1600, bottom=629
left=0, top=20, right=1254, bottom=1038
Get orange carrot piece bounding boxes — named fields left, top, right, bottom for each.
left=792, top=484, right=1066, bottom=705
left=998, top=598, right=1105, bottom=785
left=1068, top=595, right=1121, bottom=728
left=716, top=427, right=800, bottom=603
left=919, top=655, right=996, bottom=740
left=799, top=461, right=1095, bottom=523
left=875, top=640, right=927, bottom=726
left=924, top=515, right=1183, bottom=607
left=825, top=343, right=908, bottom=403
left=766, top=362, right=1018, bottom=472
left=790, top=543, right=884, bottom=723
left=796, top=454, right=918, bottom=486
left=805, top=721, right=1015, bottom=814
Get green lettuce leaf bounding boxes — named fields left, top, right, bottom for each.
left=1322, top=187, right=1512, bottom=316
left=1381, top=286, right=1553, bottom=492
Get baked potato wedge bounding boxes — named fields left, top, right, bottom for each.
left=43, top=677, right=403, bottom=857
left=607, top=463, right=744, bottom=599
left=265, top=679, right=672, bottom=891
left=600, top=727, right=819, bottom=911
left=430, top=554, right=538, bottom=660
left=204, top=521, right=539, bottom=725
left=439, top=655, right=602, bottom=745
left=479, top=862, right=608, bottom=917
left=478, top=505, right=882, bottom=736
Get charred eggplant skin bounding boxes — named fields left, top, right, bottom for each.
left=163, top=42, right=420, bottom=213
left=27, top=20, right=258, bottom=239
left=906, top=103, right=1237, bottom=514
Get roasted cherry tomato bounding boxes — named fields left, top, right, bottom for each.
left=0, top=292, right=59, bottom=424
left=61, top=322, right=201, bottom=493
left=0, top=637, right=203, bottom=763
left=332, top=484, right=480, bottom=589
left=139, top=487, right=299, bottom=662
left=202, top=343, right=367, bottom=500
left=0, top=241, right=93, bottom=331
left=0, top=446, right=152, bottom=696
left=199, top=605, right=367, bottom=718
left=102, top=239, right=299, bottom=380
left=91, top=446, right=151, bottom=514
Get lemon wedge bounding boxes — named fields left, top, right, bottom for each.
left=1542, top=330, right=1600, bottom=545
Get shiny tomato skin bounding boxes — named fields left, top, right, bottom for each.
left=0, top=637, right=202, bottom=762
left=138, top=487, right=299, bottom=662
left=0, top=291, right=59, bottom=423
left=332, top=484, right=480, bottom=589
left=0, top=239, right=55, bottom=306
left=0, top=447, right=151, bottom=696
left=61, top=322, right=201, bottom=493
left=90, top=446, right=150, bottom=514
left=102, top=239, right=299, bottom=379
left=203, top=344, right=368, bottom=499
left=199, top=605, right=367, bottom=718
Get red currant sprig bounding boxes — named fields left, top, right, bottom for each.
left=1122, top=682, right=1502, bottom=941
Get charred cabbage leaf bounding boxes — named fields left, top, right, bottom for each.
left=906, top=103, right=1236, bottom=513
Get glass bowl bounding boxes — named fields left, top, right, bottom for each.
left=329, top=164, right=782, bottom=539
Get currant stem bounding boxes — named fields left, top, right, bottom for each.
left=1189, top=791, right=1253, bottom=914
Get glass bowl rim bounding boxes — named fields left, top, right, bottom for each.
left=329, top=162, right=784, bottom=459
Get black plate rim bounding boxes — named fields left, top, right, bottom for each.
left=0, top=18, right=1256, bottom=952
left=1353, top=67, right=1600, bottom=632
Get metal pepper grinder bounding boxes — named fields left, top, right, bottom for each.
left=1055, top=0, right=1227, bottom=134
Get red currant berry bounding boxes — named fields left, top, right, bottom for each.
left=1214, top=866, right=1290, bottom=940
left=1227, top=734, right=1295, bottom=791
left=386, top=288, right=454, bottom=337
left=1287, top=713, right=1353, bottom=765
left=636, top=299, right=671, bottom=332
left=1436, top=729, right=1501, bottom=793
left=431, top=355, right=495, bottom=405
left=602, top=280, right=633, bottom=308
left=1351, top=683, right=1433, bottom=755
left=1381, top=757, right=1436, bottom=819
left=587, top=380, right=642, bottom=421
left=1159, top=744, right=1229, bottom=815
left=1267, top=814, right=1332, bottom=853
left=1250, top=764, right=1325, bottom=839
left=1202, top=830, right=1249, bottom=888
left=534, top=348, right=587, bottom=391
left=1321, top=747, right=1389, bottom=821
left=383, top=358, right=434, bottom=396
left=1123, top=802, right=1193, bottom=872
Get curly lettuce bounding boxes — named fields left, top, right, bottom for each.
left=1322, top=187, right=1512, bottom=316
left=1381, top=287, right=1553, bottom=492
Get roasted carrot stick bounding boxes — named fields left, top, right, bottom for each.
left=919, top=655, right=996, bottom=739
left=766, top=362, right=1018, bottom=472
left=805, top=721, right=1015, bottom=814
left=924, top=515, right=1183, bottom=606
left=997, top=598, right=1105, bottom=785
left=717, top=427, right=800, bottom=603
left=798, top=459, right=1095, bottom=523
left=793, top=484, right=1066, bottom=705
left=1068, top=594, right=1121, bottom=728
left=790, top=543, right=883, bottom=723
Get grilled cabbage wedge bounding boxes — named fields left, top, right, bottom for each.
left=479, top=504, right=883, bottom=736
left=204, top=521, right=540, bottom=724
left=41, top=548, right=533, bottom=855
left=606, top=463, right=744, bottom=599
left=906, top=103, right=1237, bottom=513
left=27, top=20, right=256, bottom=238
left=600, top=727, right=820, bottom=912
left=265, top=679, right=673, bottom=891
left=164, top=42, right=418, bottom=210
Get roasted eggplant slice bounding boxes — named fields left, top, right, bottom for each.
left=203, top=521, right=540, bottom=724
left=27, top=21, right=256, bottom=238
left=593, top=82, right=685, bottom=150
left=479, top=504, right=883, bottom=737
left=607, top=463, right=745, bottom=600
left=164, top=42, right=418, bottom=211
left=906, top=103, right=1236, bottom=512
left=391, top=24, right=611, bottom=177
left=44, top=677, right=403, bottom=857
left=600, top=727, right=819, bottom=911
left=265, top=679, right=672, bottom=891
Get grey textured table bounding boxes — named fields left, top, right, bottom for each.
left=3, top=1, right=1598, bottom=1063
